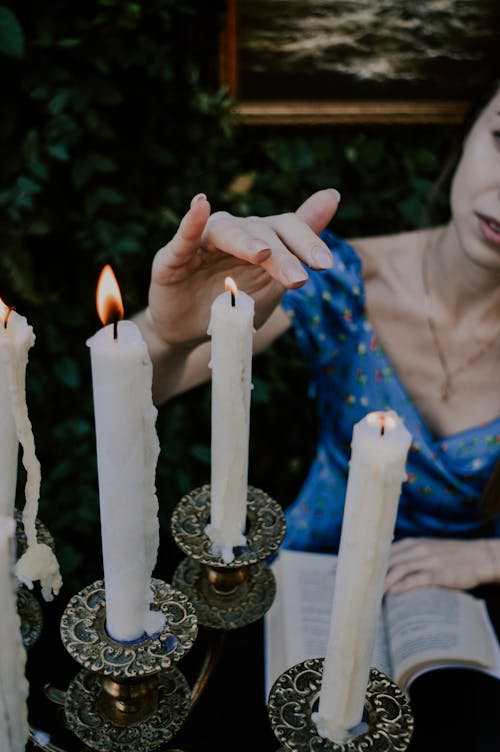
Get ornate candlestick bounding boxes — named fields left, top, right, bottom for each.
left=59, top=577, right=198, bottom=751
left=17, top=586, right=43, bottom=649
left=267, top=659, right=413, bottom=752
left=171, top=485, right=285, bottom=630
left=15, top=508, right=52, bottom=648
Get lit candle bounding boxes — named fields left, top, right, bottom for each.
left=205, top=277, right=255, bottom=563
left=0, top=515, right=29, bottom=752
left=0, top=300, right=28, bottom=518
left=87, top=265, right=165, bottom=642
left=314, top=410, right=412, bottom=742
left=0, top=298, right=62, bottom=602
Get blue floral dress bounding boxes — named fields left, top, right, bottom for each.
left=280, top=232, right=500, bottom=553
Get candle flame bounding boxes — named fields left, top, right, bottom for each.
left=96, top=265, right=124, bottom=326
left=366, top=411, right=397, bottom=434
left=0, top=297, right=15, bottom=328
left=224, top=277, right=238, bottom=297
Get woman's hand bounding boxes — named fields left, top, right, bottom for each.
left=147, top=188, right=340, bottom=348
left=385, top=537, right=499, bottom=593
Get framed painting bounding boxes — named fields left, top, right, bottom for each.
left=219, top=0, right=499, bottom=125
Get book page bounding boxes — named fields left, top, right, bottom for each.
left=385, top=586, right=500, bottom=690
left=371, top=608, right=392, bottom=679
left=264, top=549, right=392, bottom=698
left=264, top=550, right=335, bottom=698
left=264, top=554, right=286, bottom=700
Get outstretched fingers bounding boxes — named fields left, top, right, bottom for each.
left=153, top=187, right=342, bottom=291
left=261, top=189, right=341, bottom=286
left=153, top=194, right=212, bottom=281
left=201, top=188, right=341, bottom=289
left=202, top=211, right=273, bottom=264
left=296, top=188, right=341, bottom=235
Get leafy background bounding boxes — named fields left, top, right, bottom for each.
left=0, top=0, right=457, bottom=593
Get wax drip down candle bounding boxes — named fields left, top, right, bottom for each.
left=0, top=516, right=29, bottom=752
left=313, top=410, right=412, bottom=743
left=205, top=277, right=255, bottom=564
left=87, top=265, right=165, bottom=642
left=0, top=300, right=24, bottom=519
left=0, top=298, right=62, bottom=602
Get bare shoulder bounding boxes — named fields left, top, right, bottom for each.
left=347, top=228, right=432, bottom=282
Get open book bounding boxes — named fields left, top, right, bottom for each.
left=264, top=549, right=500, bottom=698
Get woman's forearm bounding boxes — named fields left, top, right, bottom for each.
left=133, top=308, right=211, bottom=405
left=482, top=538, right=500, bottom=584
left=386, top=536, right=500, bottom=592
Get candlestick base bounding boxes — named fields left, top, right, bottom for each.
left=58, top=577, right=198, bottom=750
left=60, top=578, right=197, bottom=676
left=64, top=665, right=191, bottom=751
left=267, top=659, right=413, bottom=751
left=173, top=556, right=276, bottom=630
left=17, top=586, right=43, bottom=648
left=170, top=485, right=285, bottom=629
left=15, top=509, right=54, bottom=647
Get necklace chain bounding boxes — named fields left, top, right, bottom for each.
left=421, top=238, right=499, bottom=402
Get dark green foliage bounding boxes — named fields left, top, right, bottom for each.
left=0, top=1, right=458, bottom=592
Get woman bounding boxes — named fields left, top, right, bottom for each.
left=135, top=84, right=500, bottom=752
left=135, top=84, right=500, bottom=595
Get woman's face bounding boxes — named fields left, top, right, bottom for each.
left=450, top=88, right=500, bottom=267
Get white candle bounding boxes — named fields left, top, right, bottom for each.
left=87, top=265, right=164, bottom=642
left=0, top=302, right=31, bottom=518
left=314, top=410, right=412, bottom=743
left=205, top=277, right=254, bottom=563
left=0, top=299, right=62, bottom=602
left=0, top=515, right=29, bottom=752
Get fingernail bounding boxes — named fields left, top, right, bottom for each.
left=255, top=248, right=272, bottom=262
left=311, top=244, right=333, bottom=269
left=328, top=188, right=341, bottom=202
left=248, top=238, right=271, bottom=254
left=282, top=262, right=308, bottom=286
left=191, top=193, right=208, bottom=207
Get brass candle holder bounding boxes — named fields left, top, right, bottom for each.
left=58, top=577, right=198, bottom=751
left=267, top=659, right=414, bottom=752
left=171, top=484, right=285, bottom=630
left=15, top=509, right=53, bottom=648
left=17, top=586, right=43, bottom=649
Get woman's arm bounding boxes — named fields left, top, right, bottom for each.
left=135, top=304, right=292, bottom=405
left=385, top=537, right=500, bottom=593
left=134, top=189, right=339, bottom=404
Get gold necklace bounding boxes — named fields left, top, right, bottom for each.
left=421, top=237, right=499, bottom=403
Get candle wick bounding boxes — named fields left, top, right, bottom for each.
left=230, top=292, right=236, bottom=308
left=113, top=320, right=118, bottom=340
left=4, top=306, right=15, bottom=329
left=380, top=425, right=385, bottom=436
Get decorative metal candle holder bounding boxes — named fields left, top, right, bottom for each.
left=59, top=577, right=198, bottom=751
left=171, top=485, right=285, bottom=630
left=15, top=509, right=54, bottom=648
left=17, top=586, right=43, bottom=649
left=268, top=659, right=413, bottom=752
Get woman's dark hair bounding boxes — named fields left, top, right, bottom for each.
left=459, top=76, right=500, bottom=138
left=426, top=76, right=500, bottom=226
left=424, top=75, right=500, bottom=519
left=471, top=76, right=500, bottom=519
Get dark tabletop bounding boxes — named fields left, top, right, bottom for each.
left=25, top=563, right=500, bottom=752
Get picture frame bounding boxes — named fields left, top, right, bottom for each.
left=219, top=0, right=499, bottom=126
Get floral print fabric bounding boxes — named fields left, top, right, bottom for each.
left=281, top=232, right=500, bottom=553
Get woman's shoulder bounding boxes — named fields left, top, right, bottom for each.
left=347, top=228, right=434, bottom=281
left=316, top=228, right=429, bottom=300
